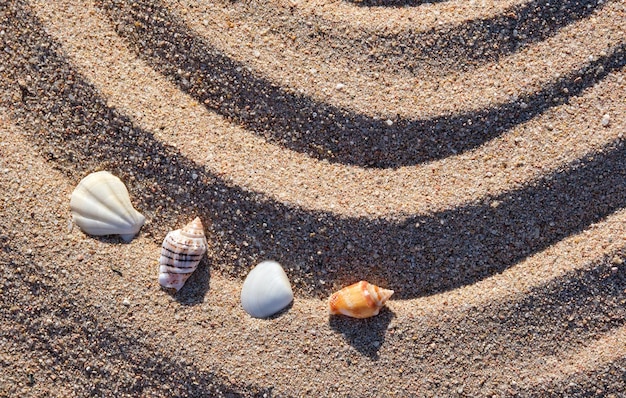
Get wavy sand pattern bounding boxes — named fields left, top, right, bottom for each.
left=1, top=0, right=625, bottom=396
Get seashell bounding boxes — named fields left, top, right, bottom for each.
left=241, top=260, right=294, bottom=318
left=158, top=217, right=208, bottom=292
left=70, top=171, right=145, bottom=242
left=328, top=281, right=394, bottom=319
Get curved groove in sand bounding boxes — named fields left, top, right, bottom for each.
left=101, top=0, right=625, bottom=169
left=520, top=326, right=626, bottom=391
left=182, top=0, right=608, bottom=76
left=5, top=1, right=626, bottom=302
left=4, top=0, right=626, bottom=395
left=29, top=0, right=626, bottom=218
left=4, top=108, right=624, bottom=309
left=5, top=106, right=625, bottom=310
left=273, top=0, right=528, bottom=30
left=170, top=0, right=621, bottom=119
left=415, top=208, right=626, bottom=312
left=3, top=116, right=626, bottom=395
left=343, top=0, right=451, bottom=7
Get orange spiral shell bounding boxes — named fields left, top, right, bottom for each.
left=328, top=281, right=394, bottom=318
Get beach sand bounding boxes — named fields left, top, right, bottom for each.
left=1, top=0, right=625, bottom=396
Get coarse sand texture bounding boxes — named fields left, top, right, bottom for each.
left=1, top=0, right=625, bottom=396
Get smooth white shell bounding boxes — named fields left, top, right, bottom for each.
left=241, top=261, right=294, bottom=318
left=158, top=217, right=208, bottom=292
left=70, top=171, right=145, bottom=242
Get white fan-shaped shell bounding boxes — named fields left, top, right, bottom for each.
left=70, top=171, right=145, bottom=242
left=158, top=217, right=208, bottom=292
left=241, top=261, right=294, bottom=318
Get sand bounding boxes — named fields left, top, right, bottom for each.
left=1, top=0, right=625, bottom=396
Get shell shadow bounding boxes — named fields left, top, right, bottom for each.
left=170, top=260, right=211, bottom=306
left=259, top=300, right=295, bottom=320
left=85, top=232, right=139, bottom=245
left=329, top=308, right=395, bottom=360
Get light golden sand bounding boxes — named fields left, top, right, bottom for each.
left=1, top=0, right=626, bottom=396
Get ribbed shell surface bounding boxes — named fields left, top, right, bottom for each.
left=158, top=217, right=207, bottom=291
left=70, top=171, right=145, bottom=242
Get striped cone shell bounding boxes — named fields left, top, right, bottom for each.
left=328, top=281, right=394, bottom=319
left=158, top=217, right=208, bottom=292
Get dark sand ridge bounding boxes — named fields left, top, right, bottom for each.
left=171, top=0, right=623, bottom=119
left=2, top=114, right=626, bottom=395
left=110, top=0, right=625, bottom=168
left=177, top=0, right=607, bottom=75
left=2, top=0, right=626, bottom=396
left=28, top=0, right=625, bottom=220
left=2, top=120, right=626, bottom=396
left=12, top=0, right=625, bottom=298
left=260, top=0, right=527, bottom=31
